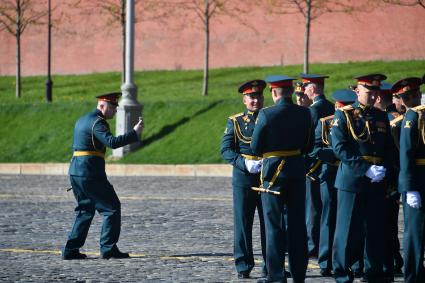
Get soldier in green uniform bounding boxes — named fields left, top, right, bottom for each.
left=62, top=92, right=144, bottom=260
left=331, top=74, right=395, bottom=283
left=301, top=74, right=335, bottom=258
left=294, top=82, right=312, bottom=108
left=394, top=77, right=425, bottom=283
left=393, top=92, right=406, bottom=115
left=374, top=82, right=404, bottom=280
left=220, top=80, right=267, bottom=279
left=310, top=89, right=356, bottom=277
left=251, top=75, right=314, bottom=283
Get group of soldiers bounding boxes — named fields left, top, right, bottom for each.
left=221, top=73, right=425, bottom=283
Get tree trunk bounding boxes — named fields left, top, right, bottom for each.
left=121, top=0, right=126, bottom=84
left=202, top=0, right=209, bottom=96
left=16, top=2, right=21, bottom=98
left=303, top=0, right=311, bottom=74
left=16, top=33, right=21, bottom=98
left=46, top=0, right=53, bottom=102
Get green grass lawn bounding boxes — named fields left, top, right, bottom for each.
left=1, top=60, right=424, bottom=164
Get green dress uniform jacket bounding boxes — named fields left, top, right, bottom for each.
left=220, top=109, right=266, bottom=276
left=398, top=106, right=425, bottom=283
left=221, top=110, right=264, bottom=187
left=251, top=98, right=314, bottom=282
left=332, top=103, right=394, bottom=193
left=69, top=109, right=139, bottom=177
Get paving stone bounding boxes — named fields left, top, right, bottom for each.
left=0, top=175, right=404, bottom=282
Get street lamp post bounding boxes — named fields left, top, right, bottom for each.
left=113, top=0, right=142, bottom=157
left=45, top=0, right=53, bottom=102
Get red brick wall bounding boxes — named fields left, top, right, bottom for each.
left=0, top=2, right=424, bottom=76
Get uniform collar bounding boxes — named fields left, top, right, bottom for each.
left=95, top=108, right=105, bottom=118
left=313, top=95, right=325, bottom=103
left=355, top=101, right=372, bottom=112
left=245, top=109, right=258, bottom=115
left=277, top=97, right=293, bottom=106
left=245, top=109, right=259, bottom=118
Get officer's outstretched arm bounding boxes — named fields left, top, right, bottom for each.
left=93, top=119, right=139, bottom=149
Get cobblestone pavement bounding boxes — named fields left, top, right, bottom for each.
left=0, top=175, right=404, bottom=282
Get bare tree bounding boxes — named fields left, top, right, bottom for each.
left=177, top=0, right=222, bottom=96
left=202, top=0, right=211, bottom=97
left=170, top=0, right=254, bottom=96
left=259, top=0, right=365, bottom=73
left=70, top=0, right=167, bottom=83
left=0, top=0, right=47, bottom=98
left=382, top=0, right=425, bottom=9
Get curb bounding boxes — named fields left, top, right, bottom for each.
left=0, top=163, right=232, bottom=177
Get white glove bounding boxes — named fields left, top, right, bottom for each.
left=406, top=191, right=422, bottom=209
left=365, top=165, right=386, bottom=183
left=133, top=117, right=144, bottom=135
left=245, top=159, right=262, bottom=173
left=372, top=166, right=386, bottom=182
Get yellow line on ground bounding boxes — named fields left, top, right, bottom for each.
left=307, top=262, right=320, bottom=269
left=0, top=194, right=66, bottom=199
left=0, top=194, right=231, bottom=202
left=0, top=248, right=62, bottom=255
left=0, top=248, right=143, bottom=257
left=0, top=248, right=320, bottom=268
left=121, top=196, right=231, bottom=201
left=160, top=256, right=189, bottom=260
left=130, top=252, right=147, bottom=257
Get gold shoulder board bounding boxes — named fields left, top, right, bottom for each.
left=412, top=105, right=425, bottom=112
left=228, top=112, right=243, bottom=121
left=390, top=114, right=404, bottom=127
left=391, top=112, right=400, bottom=119
left=320, top=114, right=335, bottom=122
left=340, top=105, right=354, bottom=112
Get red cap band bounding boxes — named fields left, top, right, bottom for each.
left=269, top=81, right=293, bottom=88
left=302, top=78, right=324, bottom=85
left=242, top=86, right=262, bottom=94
